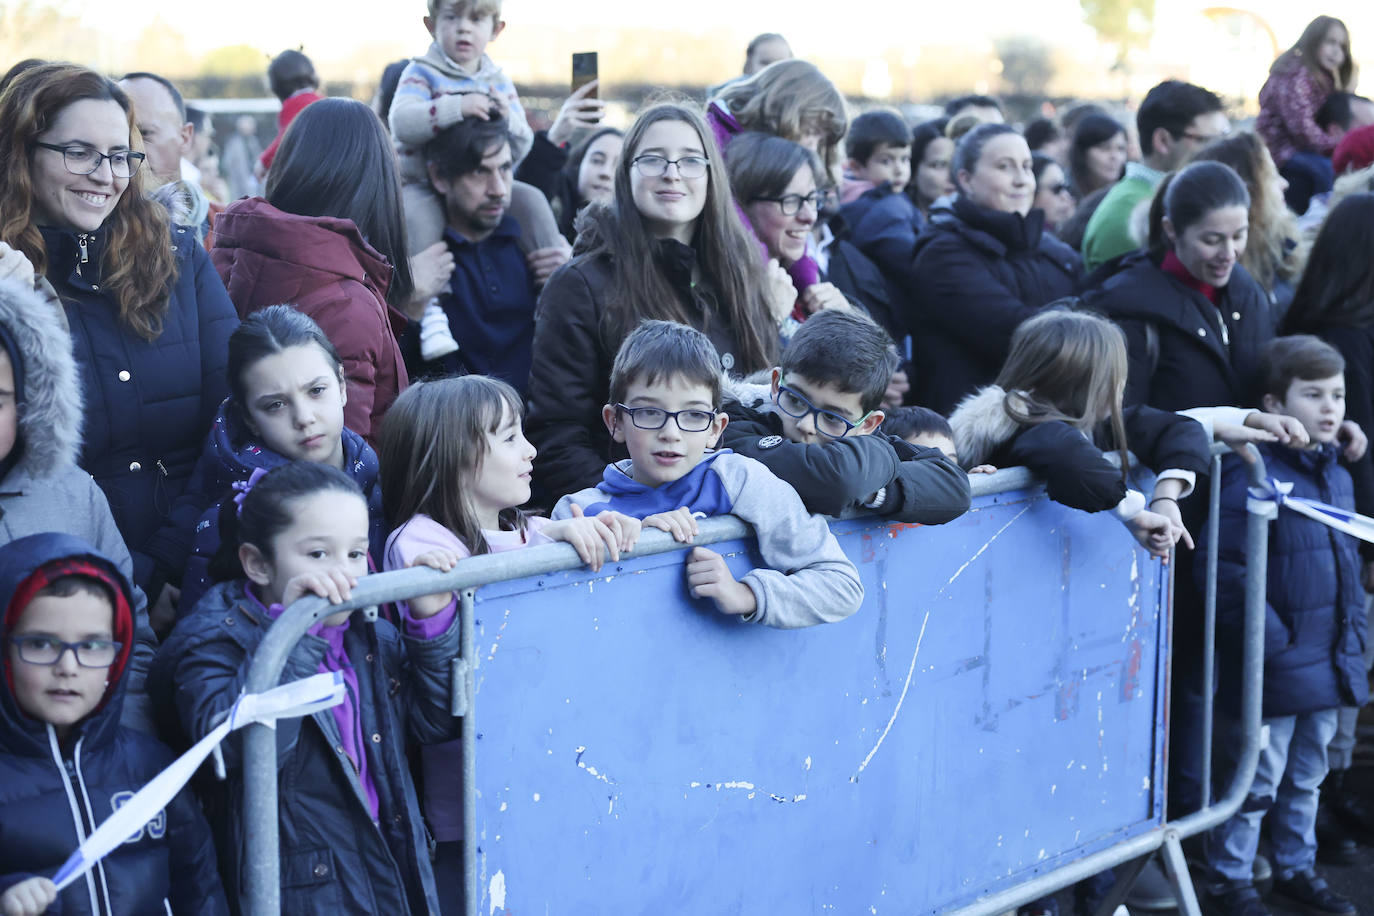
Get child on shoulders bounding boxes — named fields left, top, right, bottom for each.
left=721, top=309, right=971, bottom=522
left=553, top=320, right=864, bottom=628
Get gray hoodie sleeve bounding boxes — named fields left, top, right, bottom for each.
left=712, top=454, right=864, bottom=628
left=551, top=485, right=610, bottom=519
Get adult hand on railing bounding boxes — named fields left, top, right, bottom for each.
left=1125, top=508, right=1182, bottom=560
left=643, top=506, right=699, bottom=543
left=1, top=877, right=57, bottom=916
left=686, top=546, right=758, bottom=616
left=1339, top=419, right=1367, bottom=462
left=404, top=547, right=466, bottom=616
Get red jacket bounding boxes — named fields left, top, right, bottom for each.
left=210, top=197, right=409, bottom=442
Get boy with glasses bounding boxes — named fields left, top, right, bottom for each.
left=553, top=320, right=862, bottom=628
left=0, top=533, right=224, bottom=916
left=721, top=310, right=971, bottom=524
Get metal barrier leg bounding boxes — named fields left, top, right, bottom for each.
left=1091, top=853, right=1152, bottom=916
left=462, top=590, right=477, bottom=916
left=1159, top=831, right=1203, bottom=916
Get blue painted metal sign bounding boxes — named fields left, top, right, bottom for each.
left=467, top=483, right=1168, bottom=912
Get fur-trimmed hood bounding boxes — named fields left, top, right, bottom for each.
left=948, top=385, right=1020, bottom=471
left=721, top=374, right=776, bottom=411
left=0, top=280, right=82, bottom=478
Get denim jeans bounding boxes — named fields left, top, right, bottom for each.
left=1207, top=709, right=1340, bottom=886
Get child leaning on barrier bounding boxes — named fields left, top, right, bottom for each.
left=178, top=306, right=385, bottom=619
left=1197, top=336, right=1365, bottom=916
left=554, top=320, right=864, bottom=628
left=377, top=373, right=646, bottom=903
left=881, top=405, right=996, bottom=475
left=949, top=309, right=1211, bottom=558
left=149, top=461, right=463, bottom=916
left=720, top=309, right=971, bottom=523
left=0, top=533, right=225, bottom=916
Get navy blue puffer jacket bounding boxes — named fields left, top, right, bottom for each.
left=1199, top=443, right=1368, bottom=717
left=0, top=532, right=226, bottom=916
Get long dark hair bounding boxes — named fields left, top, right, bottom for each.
left=208, top=461, right=364, bottom=582
left=378, top=376, right=528, bottom=556
left=562, top=126, right=624, bottom=199
left=576, top=102, right=777, bottom=373
left=1272, top=15, right=1355, bottom=91
left=906, top=117, right=951, bottom=211
left=1283, top=193, right=1374, bottom=332
left=227, top=305, right=343, bottom=425
left=0, top=63, right=175, bottom=340
left=1068, top=113, right=1125, bottom=195
left=1146, top=160, right=1250, bottom=256
left=265, top=97, right=414, bottom=307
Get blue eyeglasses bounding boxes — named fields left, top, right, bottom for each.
left=774, top=378, right=875, bottom=438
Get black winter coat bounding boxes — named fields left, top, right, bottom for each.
left=1308, top=324, right=1374, bottom=560
left=528, top=240, right=758, bottom=500
left=150, top=581, right=461, bottom=915
left=823, top=226, right=905, bottom=345
left=1198, top=444, right=1367, bottom=717
left=0, top=533, right=226, bottom=916
left=907, top=196, right=1082, bottom=414
left=42, top=225, right=239, bottom=599
left=515, top=131, right=581, bottom=244
left=838, top=189, right=924, bottom=339
left=720, top=382, right=970, bottom=523
left=1082, top=253, right=1276, bottom=412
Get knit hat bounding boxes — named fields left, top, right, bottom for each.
left=1333, top=124, right=1374, bottom=177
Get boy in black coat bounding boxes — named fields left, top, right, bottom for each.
left=721, top=309, right=970, bottom=524
left=1199, top=337, right=1365, bottom=916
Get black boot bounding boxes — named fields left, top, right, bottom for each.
left=1317, top=771, right=1359, bottom=865
left=1330, top=767, right=1374, bottom=843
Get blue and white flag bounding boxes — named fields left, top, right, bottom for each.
left=52, top=671, right=346, bottom=892
left=1248, top=477, right=1374, bottom=544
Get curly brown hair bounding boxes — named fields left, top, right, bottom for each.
left=0, top=62, right=175, bottom=340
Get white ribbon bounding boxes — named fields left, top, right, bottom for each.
left=1247, top=477, right=1374, bottom=544
left=52, top=671, right=346, bottom=892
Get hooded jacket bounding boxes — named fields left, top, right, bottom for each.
left=1199, top=443, right=1367, bottom=717
left=0, top=281, right=158, bottom=734
left=178, top=399, right=385, bottom=616
left=720, top=378, right=970, bottom=523
left=150, top=579, right=460, bottom=915
left=527, top=206, right=761, bottom=500
left=0, top=533, right=226, bottom=916
left=211, top=197, right=410, bottom=443
left=41, top=223, right=239, bottom=601
left=907, top=195, right=1082, bottom=414
left=949, top=385, right=1210, bottom=513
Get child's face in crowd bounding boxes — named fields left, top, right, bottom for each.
left=630, top=119, right=709, bottom=243
left=914, top=137, right=955, bottom=206
left=1319, top=23, right=1349, bottom=73
left=959, top=133, right=1034, bottom=216
left=0, top=350, right=17, bottom=465
left=770, top=369, right=882, bottom=445
left=1265, top=374, right=1345, bottom=445
left=576, top=133, right=622, bottom=207
left=426, top=2, right=504, bottom=69
left=907, top=430, right=958, bottom=461
left=605, top=374, right=726, bottom=488
left=470, top=402, right=536, bottom=529
left=242, top=344, right=347, bottom=469
left=853, top=143, right=911, bottom=194
left=242, top=490, right=370, bottom=607
left=1165, top=205, right=1248, bottom=288
left=7, top=588, right=115, bottom=735
left=744, top=165, right=818, bottom=265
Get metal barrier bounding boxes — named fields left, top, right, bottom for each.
left=238, top=447, right=1269, bottom=915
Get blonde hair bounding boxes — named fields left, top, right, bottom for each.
left=714, top=60, right=847, bottom=174
left=995, top=310, right=1130, bottom=473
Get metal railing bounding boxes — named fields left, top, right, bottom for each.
left=237, top=447, right=1267, bottom=915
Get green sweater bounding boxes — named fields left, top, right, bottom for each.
left=1081, top=162, right=1165, bottom=271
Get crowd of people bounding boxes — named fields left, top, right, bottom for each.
left=1, top=3, right=1374, bottom=915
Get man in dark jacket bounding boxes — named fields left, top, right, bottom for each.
left=1198, top=337, right=1364, bottom=916
left=721, top=310, right=970, bottom=524
left=0, top=533, right=226, bottom=916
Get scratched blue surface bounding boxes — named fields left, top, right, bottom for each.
left=467, top=484, right=1168, bottom=913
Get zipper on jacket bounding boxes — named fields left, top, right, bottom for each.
left=156, top=459, right=168, bottom=477
left=72, top=739, right=116, bottom=916
left=48, top=728, right=106, bottom=916
left=76, top=233, right=90, bottom=277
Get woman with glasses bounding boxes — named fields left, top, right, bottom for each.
left=0, top=63, right=238, bottom=618
left=211, top=98, right=412, bottom=444
left=526, top=103, right=778, bottom=499
left=725, top=132, right=899, bottom=344
left=907, top=123, right=1082, bottom=414
left=1031, top=153, right=1076, bottom=236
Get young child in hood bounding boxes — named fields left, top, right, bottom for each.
left=0, top=280, right=157, bottom=733
left=0, top=533, right=225, bottom=916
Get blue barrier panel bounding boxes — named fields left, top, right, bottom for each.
left=468, top=481, right=1169, bottom=913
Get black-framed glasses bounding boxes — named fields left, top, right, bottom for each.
left=631, top=155, right=709, bottom=179
left=33, top=142, right=145, bottom=179
left=751, top=190, right=832, bottom=216
left=1176, top=131, right=1227, bottom=144
left=615, top=403, right=718, bottom=432
left=7, top=635, right=122, bottom=668
left=774, top=379, right=874, bottom=439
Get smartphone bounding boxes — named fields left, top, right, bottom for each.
left=572, top=52, right=598, bottom=98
